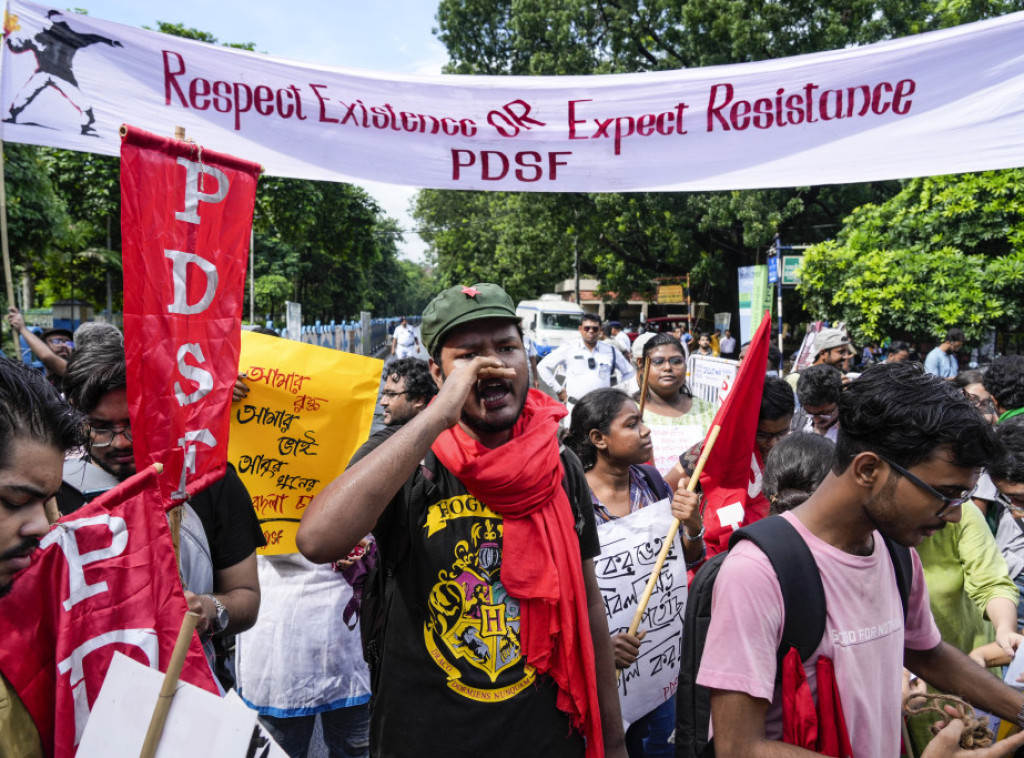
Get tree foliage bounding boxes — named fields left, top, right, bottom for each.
left=420, top=0, right=1023, bottom=314
left=798, top=170, right=1024, bottom=342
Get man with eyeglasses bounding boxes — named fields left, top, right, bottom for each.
left=5, top=307, right=74, bottom=392
left=793, top=364, right=843, bottom=441
left=54, top=340, right=264, bottom=690
left=537, top=312, right=634, bottom=416
left=699, top=362, right=1024, bottom=758
left=378, top=358, right=437, bottom=429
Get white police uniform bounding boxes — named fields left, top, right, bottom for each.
left=537, top=337, right=635, bottom=415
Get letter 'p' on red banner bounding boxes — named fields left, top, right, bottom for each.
left=120, top=125, right=262, bottom=504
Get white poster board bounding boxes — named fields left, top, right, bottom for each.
left=596, top=498, right=688, bottom=727
left=78, top=653, right=287, bottom=758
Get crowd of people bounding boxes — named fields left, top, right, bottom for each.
left=4, top=292, right=1024, bottom=758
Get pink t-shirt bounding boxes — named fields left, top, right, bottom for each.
left=696, top=511, right=941, bottom=757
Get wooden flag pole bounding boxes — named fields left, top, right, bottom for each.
left=620, top=425, right=722, bottom=665
left=637, top=355, right=652, bottom=417
left=0, top=139, right=22, bottom=361
left=139, top=610, right=201, bottom=758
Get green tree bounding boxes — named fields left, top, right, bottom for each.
left=798, top=170, right=1024, bottom=342
left=253, top=273, right=292, bottom=322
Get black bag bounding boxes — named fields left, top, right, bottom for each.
left=674, top=515, right=912, bottom=758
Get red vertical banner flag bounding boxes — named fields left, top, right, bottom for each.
left=120, top=125, right=261, bottom=501
left=698, top=312, right=773, bottom=558
left=0, top=466, right=219, bottom=757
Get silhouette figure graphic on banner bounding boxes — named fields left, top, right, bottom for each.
left=4, top=10, right=122, bottom=135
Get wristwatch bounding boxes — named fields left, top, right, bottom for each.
left=205, top=594, right=229, bottom=635
left=683, top=523, right=706, bottom=541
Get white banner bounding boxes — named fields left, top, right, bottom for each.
left=596, top=498, right=687, bottom=727
left=3, top=2, right=1024, bottom=191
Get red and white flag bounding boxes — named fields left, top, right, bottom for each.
left=698, top=313, right=773, bottom=558
left=120, top=125, right=261, bottom=502
left=0, top=466, right=218, bottom=756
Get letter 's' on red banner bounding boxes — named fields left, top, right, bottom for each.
left=120, top=125, right=261, bottom=503
left=0, top=466, right=219, bottom=756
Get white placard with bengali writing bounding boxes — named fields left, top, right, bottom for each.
left=649, top=424, right=707, bottom=477
left=597, top=498, right=688, bottom=727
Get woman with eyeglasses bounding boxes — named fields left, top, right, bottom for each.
left=633, top=334, right=717, bottom=477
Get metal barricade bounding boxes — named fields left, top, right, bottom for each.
left=686, top=355, right=740, bottom=406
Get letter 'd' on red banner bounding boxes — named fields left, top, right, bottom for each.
left=120, top=125, right=261, bottom=502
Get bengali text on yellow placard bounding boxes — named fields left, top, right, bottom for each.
left=228, top=331, right=382, bottom=555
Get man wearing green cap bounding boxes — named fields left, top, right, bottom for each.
left=298, top=283, right=625, bottom=758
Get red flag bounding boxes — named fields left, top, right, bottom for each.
left=120, top=125, right=261, bottom=502
left=0, top=466, right=218, bottom=756
left=698, top=313, right=772, bottom=558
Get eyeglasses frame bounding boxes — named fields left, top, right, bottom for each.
left=877, top=454, right=976, bottom=519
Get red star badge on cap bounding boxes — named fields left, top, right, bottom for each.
left=461, top=286, right=481, bottom=298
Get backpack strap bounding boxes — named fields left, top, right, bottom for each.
left=882, top=535, right=912, bottom=620
left=637, top=463, right=673, bottom=502
left=729, top=516, right=827, bottom=669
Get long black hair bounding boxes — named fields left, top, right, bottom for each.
left=564, top=388, right=633, bottom=471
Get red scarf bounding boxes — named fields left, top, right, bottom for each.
left=432, top=389, right=604, bottom=757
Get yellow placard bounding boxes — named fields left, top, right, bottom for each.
left=228, top=331, right=383, bottom=555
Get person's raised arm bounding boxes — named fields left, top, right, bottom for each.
left=296, top=355, right=513, bottom=563
left=6, top=307, right=67, bottom=376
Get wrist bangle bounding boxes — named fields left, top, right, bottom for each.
left=683, top=524, right=705, bottom=541
left=1016, top=699, right=1024, bottom=730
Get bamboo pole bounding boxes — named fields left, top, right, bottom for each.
left=636, top=355, right=652, bottom=417
left=623, top=425, right=722, bottom=643
left=139, top=611, right=201, bottom=758
left=0, top=139, right=22, bottom=361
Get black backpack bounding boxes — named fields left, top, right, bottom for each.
left=674, top=515, right=913, bottom=758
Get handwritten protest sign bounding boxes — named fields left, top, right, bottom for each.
left=228, top=331, right=382, bottom=555
left=648, top=424, right=706, bottom=477
left=596, top=498, right=688, bottom=727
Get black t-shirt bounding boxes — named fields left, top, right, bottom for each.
left=362, top=435, right=600, bottom=758
left=58, top=462, right=265, bottom=570
left=188, top=464, right=266, bottom=570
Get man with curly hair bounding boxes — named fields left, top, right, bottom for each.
left=379, top=358, right=437, bottom=428
left=983, top=355, right=1024, bottom=424
left=794, top=364, right=843, bottom=441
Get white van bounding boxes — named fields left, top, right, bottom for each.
left=516, top=295, right=585, bottom=357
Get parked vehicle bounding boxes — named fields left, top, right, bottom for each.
left=515, top=295, right=585, bottom=357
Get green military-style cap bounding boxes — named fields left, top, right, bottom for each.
left=421, top=283, right=520, bottom=357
